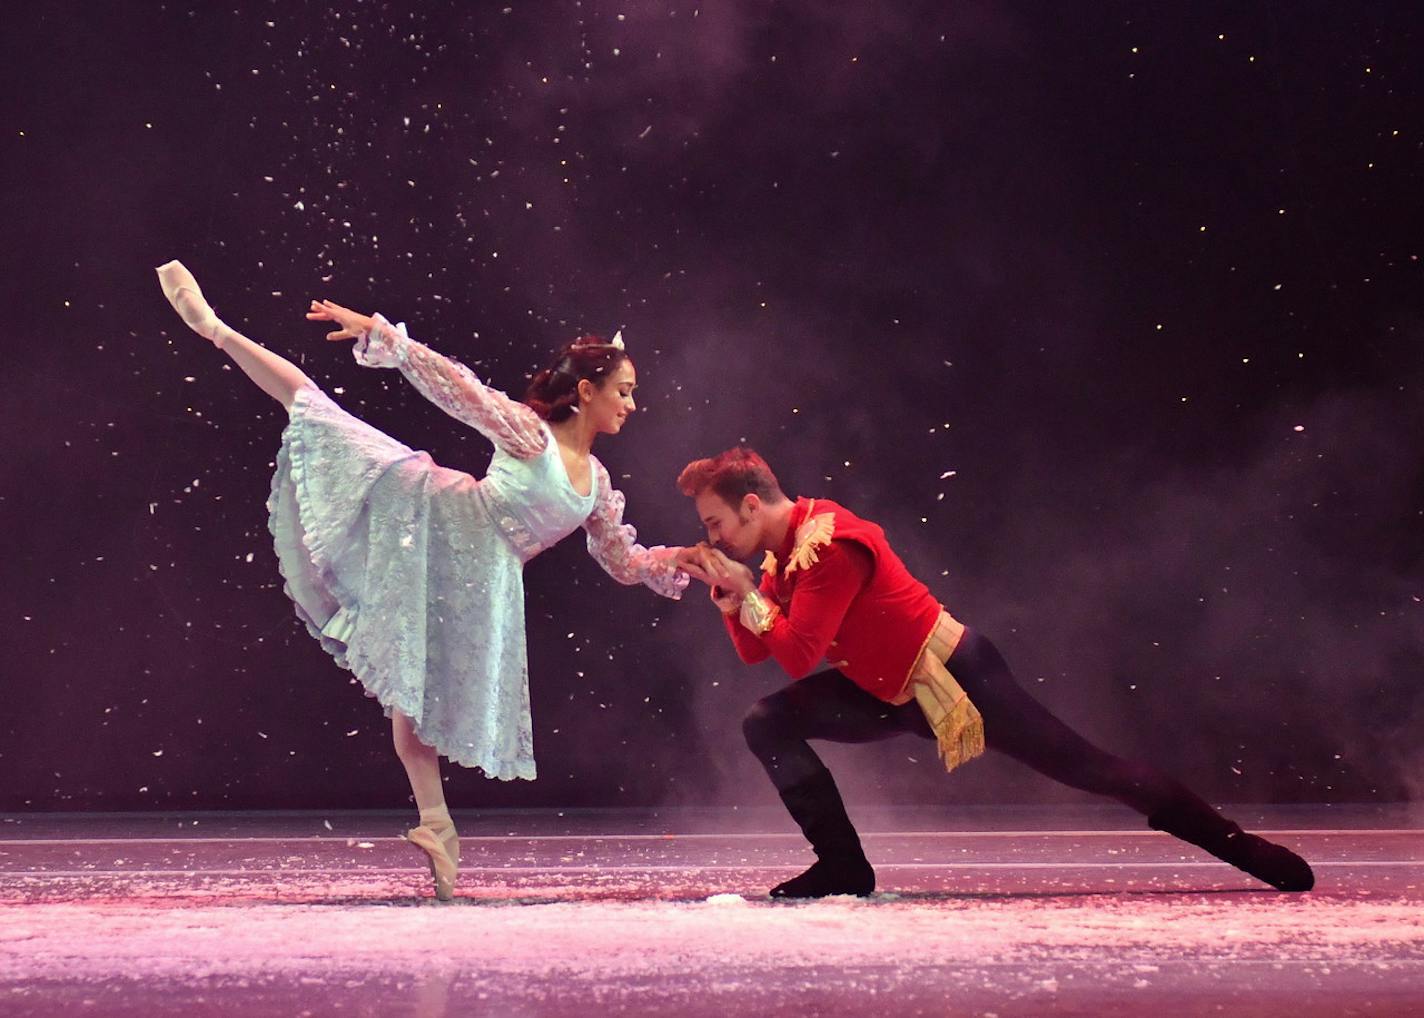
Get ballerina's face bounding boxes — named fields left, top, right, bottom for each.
left=581, top=359, right=638, bottom=435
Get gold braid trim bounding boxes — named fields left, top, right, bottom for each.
left=739, top=591, right=780, bottom=635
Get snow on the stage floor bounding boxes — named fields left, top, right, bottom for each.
left=2, top=880, right=1421, bottom=986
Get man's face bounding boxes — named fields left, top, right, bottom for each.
left=694, top=490, right=761, bottom=560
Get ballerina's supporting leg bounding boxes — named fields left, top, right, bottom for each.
left=393, top=711, right=461, bottom=900
left=156, top=260, right=313, bottom=410
left=392, top=711, right=448, bottom=813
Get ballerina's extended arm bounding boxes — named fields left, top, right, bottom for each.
left=582, top=460, right=692, bottom=599
left=308, top=298, right=547, bottom=460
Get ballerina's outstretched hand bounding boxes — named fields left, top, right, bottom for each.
left=306, top=299, right=375, bottom=342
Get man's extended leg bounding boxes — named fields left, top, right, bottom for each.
left=947, top=628, right=1314, bottom=891
left=742, top=672, right=923, bottom=898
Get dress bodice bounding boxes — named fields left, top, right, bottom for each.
left=482, top=424, right=598, bottom=562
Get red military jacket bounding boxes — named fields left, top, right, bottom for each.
left=722, top=497, right=944, bottom=702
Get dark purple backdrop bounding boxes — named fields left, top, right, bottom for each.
left=3, top=2, right=1421, bottom=812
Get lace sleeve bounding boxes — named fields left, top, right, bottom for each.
left=583, top=461, right=688, bottom=600
left=352, top=314, right=548, bottom=460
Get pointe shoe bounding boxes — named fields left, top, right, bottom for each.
left=405, top=824, right=459, bottom=901
left=156, top=260, right=223, bottom=344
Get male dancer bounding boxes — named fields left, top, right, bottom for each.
left=678, top=448, right=1314, bottom=899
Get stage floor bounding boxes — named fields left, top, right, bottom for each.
left=2, top=804, right=1421, bottom=1016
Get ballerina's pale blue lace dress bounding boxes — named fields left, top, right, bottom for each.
left=266, top=315, right=687, bottom=779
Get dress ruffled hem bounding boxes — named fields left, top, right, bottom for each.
left=267, top=385, right=537, bottom=782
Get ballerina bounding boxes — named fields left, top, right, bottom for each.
left=157, top=261, right=695, bottom=900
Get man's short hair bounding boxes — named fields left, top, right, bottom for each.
left=677, top=447, right=785, bottom=508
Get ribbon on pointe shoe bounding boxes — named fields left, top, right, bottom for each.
left=155, top=260, right=223, bottom=345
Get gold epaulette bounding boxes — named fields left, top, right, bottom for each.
left=784, top=499, right=837, bottom=576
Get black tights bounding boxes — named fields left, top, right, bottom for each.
left=742, top=628, right=1198, bottom=817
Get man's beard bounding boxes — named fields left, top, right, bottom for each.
left=723, top=511, right=756, bottom=559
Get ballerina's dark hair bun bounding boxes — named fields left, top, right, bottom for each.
left=524, top=334, right=631, bottom=422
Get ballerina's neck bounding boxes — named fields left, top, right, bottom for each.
left=548, top=414, right=597, bottom=454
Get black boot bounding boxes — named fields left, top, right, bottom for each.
left=1148, top=798, right=1314, bottom=892
left=770, top=770, right=876, bottom=899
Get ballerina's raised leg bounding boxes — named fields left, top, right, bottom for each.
left=156, top=260, right=313, bottom=409
left=156, top=260, right=461, bottom=899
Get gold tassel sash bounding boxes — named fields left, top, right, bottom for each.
left=905, top=612, right=985, bottom=773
